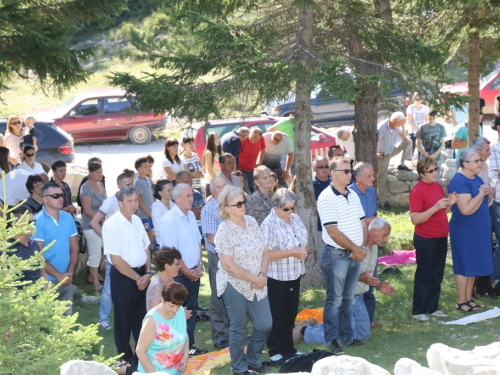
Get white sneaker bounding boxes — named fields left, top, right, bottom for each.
left=269, top=354, right=283, bottom=362
left=412, top=314, right=429, bottom=322
left=430, top=310, right=448, bottom=318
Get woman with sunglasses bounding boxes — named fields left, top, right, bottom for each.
left=260, top=188, right=308, bottom=366
left=18, top=145, right=44, bottom=175
left=246, top=165, right=274, bottom=226
left=162, top=138, right=188, bottom=181
left=151, top=180, right=176, bottom=248
left=215, top=185, right=272, bottom=375
left=4, top=115, right=24, bottom=167
left=409, top=156, right=458, bottom=321
left=448, top=148, right=493, bottom=312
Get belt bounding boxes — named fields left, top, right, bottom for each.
left=131, top=265, right=146, bottom=272
left=326, top=244, right=347, bottom=251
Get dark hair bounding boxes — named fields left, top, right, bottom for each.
left=327, top=145, right=344, bottom=158
left=116, top=172, right=131, bottom=186
left=175, top=170, right=190, bottom=182
left=87, top=157, right=101, bottom=169
left=153, top=247, right=182, bottom=271
left=122, top=168, right=135, bottom=179
left=117, top=186, right=137, bottom=201
left=153, top=179, right=173, bottom=200
left=232, top=170, right=243, bottom=177
left=329, top=156, right=352, bottom=172
left=88, top=162, right=102, bottom=173
left=23, top=144, right=35, bottom=154
left=51, top=160, right=66, bottom=172
left=164, top=138, right=181, bottom=165
left=182, top=135, right=194, bottom=144
left=202, top=132, right=221, bottom=167
left=145, top=154, right=155, bottom=164
left=9, top=205, right=33, bottom=227
left=162, top=281, right=188, bottom=305
left=417, top=156, right=437, bottom=177
left=219, top=152, right=234, bottom=164
left=134, top=157, right=148, bottom=170
left=26, top=174, right=44, bottom=194
left=429, top=110, right=437, bottom=117
left=0, top=147, right=11, bottom=174
left=41, top=182, right=62, bottom=196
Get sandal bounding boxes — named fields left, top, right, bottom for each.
left=456, top=302, right=474, bottom=312
left=468, top=299, right=481, bottom=310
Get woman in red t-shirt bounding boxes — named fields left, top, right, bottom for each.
left=409, top=157, right=458, bottom=322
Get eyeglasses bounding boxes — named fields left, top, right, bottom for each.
left=281, top=206, right=296, bottom=212
left=170, top=262, right=181, bottom=266
left=414, top=98, right=422, bottom=101
left=465, top=159, right=481, bottom=164
left=316, top=166, right=329, bottom=169
left=11, top=121, right=21, bottom=125
left=25, top=153, right=35, bottom=157
left=227, top=200, right=246, bottom=208
left=423, top=167, right=438, bottom=174
left=44, top=193, right=64, bottom=199
left=334, top=169, right=353, bottom=175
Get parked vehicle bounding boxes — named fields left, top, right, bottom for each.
left=0, top=119, right=75, bottom=172
left=183, top=116, right=336, bottom=161
left=260, top=83, right=406, bottom=127
left=30, top=88, right=166, bottom=144
left=441, top=69, right=500, bottom=114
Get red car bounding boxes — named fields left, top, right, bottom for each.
left=441, top=69, right=500, bottom=114
left=183, top=116, right=336, bottom=161
left=30, top=88, right=166, bottom=144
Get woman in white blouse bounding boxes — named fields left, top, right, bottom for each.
left=215, top=185, right=272, bottom=375
left=4, top=115, right=24, bottom=166
left=260, top=188, right=308, bottom=366
left=162, top=138, right=188, bottom=180
left=17, top=145, right=44, bottom=175
left=151, top=179, right=176, bottom=246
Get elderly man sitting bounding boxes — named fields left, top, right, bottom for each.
left=293, top=218, right=395, bottom=345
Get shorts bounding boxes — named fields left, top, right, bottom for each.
left=141, top=218, right=154, bottom=233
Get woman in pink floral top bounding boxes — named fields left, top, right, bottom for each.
left=215, top=185, right=272, bottom=375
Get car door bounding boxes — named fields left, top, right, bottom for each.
left=312, top=87, right=352, bottom=125
left=55, top=98, right=103, bottom=142
left=481, top=73, right=500, bottom=114
left=310, top=127, right=335, bottom=161
left=100, top=96, right=134, bottom=140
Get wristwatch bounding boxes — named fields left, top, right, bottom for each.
left=259, top=271, right=267, bottom=277
left=145, top=271, right=153, bottom=275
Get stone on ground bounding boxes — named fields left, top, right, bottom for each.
left=311, top=355, right=390, bottom=375
left=61, top=360, right=115, bottom=375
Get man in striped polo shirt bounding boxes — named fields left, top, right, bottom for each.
left=318, top=156, right=368, bottom=355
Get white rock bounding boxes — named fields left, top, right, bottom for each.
left=427, top=343, right=467, bottom=374
left=81, top=296, right=100, bottom=305
left=61, top=360, right=115, bottom=375
left=311, top=355, right=390, bottom=375
left=472, top=342, right=500, bottom=360
left=442, top=168, right=456, bottom=181
left=442, top=351, right=500, bottom=375
left=388, top=180, right=410, bottom=194
left=441, top=149, right=453, bottom=161
left=72, top=285, right=81, bottom=296
left=393, top=170, right=419, bottom=181
left=394, top=358, right=442, bottom=375
left=445, top=159, right=456, bottom=168
left=388, top=193, right=410, bottom=207
left=387, top=174, right=398, bottom=182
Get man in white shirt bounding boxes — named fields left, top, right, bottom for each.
left=90, top=172, right=134, bottom=331
left=103, top=186, right=151, bottom=367
left=218, top=153, right=242, bottom=188
left=0, top=169, right=30, bottom=207
left=336, top=127, right=355, bottom=160
left=263, top=131, right=294, bottom=187
left=159, top=183, right=207, bottom=356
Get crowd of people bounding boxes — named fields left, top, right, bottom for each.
left=3, top=105, right=499, bottom=375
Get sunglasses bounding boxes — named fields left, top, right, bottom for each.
left=227, top=200, right=246, bottom=208
left=11, top=121, right=21, bottom=125
left=423, top=167, right=438, bottom=174
left=25, top=153, right=35, bottom=157
left=316, top=166, right=329, bottom=169
left=334, top=169, right=353, bottom=174
left=281, top=206, right=296, bottom=212
left=44, top=193, right=64, bottom=199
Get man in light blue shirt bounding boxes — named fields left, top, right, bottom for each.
left=377, top=112, right=413, bottom=210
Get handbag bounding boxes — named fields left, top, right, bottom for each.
left=75, top=221, right=87, bottom=254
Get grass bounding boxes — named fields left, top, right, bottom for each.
left=72, top=247, right=500, bottom=374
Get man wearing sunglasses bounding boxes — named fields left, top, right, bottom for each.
left=34, top=183, right=79, bottom=315
left=317, top=156, right=368, bottom=355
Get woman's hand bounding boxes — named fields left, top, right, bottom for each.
left=251, top=274, right=267, bottom=289
left=293, top=247, right=308, bottom=260
left=448, top=192, right=458, bottom=206
left=479, top=184, right=491, bottom=196
left=184, top=307, right=193, bottom=320
left=433, top=197, right=450, bottom=211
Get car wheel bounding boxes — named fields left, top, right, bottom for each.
left=129, top=126, right=152, bottom=145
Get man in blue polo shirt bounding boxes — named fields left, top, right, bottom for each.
left=348, top=162, right=381, bottom=328
left=34, top=183, right=79, bottom=315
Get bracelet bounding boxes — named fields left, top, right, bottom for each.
left=259, top=271, right=267, bottom=278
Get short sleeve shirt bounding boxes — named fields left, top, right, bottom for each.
left=220, top=131, right=242, bottom=158
left=133, top=176, right=154, bottom=219
left=263, top=133, right=293, bottom=155
left=33, top=207, right=78, bottom=281
left=215, top=215, right=267, bottom=301
left=415, top=123, right=447, bottom=155
left=161, top=158, right=186, bottom=179
left=406, top=104, right=429, bottom=129
left=348, top=182, right=377, bottom=220
left=8, top=238, right=42, bottom=287
left=217, top=172, right=242, bottom=189
left=98, top=195, right=119, bottom=219
left=454, top=124, right=482, bottom=161
left=275, top=118, right=295, bottom=151
left=102, top=210, right=150, bottom=267
left=377, top=120, right=402, bottom=156
left=240, top=136, right=266, bottom=172
left=17, top=161, right=44, bottom=175
left=318, top=185, right=365, bottom=248
left=246, top=189, right=274, bottom=226
left=180, top=152, right=204, bottom=190
left=151, top=200, right=175, bottom=242
left=201, top=197, right=222, bottom=254
left=80, top=182, right=107, bottom=230
left=355, top=244, right=379, bottom=295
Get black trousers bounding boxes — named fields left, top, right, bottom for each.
left=174, top=272, right=200, bottom=347
left=111, top=265, right=147, bottom=363
left=266, top=277, right=300, bottom=357
left=412, top=234, right=448, bottom=315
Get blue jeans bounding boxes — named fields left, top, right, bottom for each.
left=242, top=169, right=255, bottom=194
left=99, top=261, right=112, bottom=325
left=320, top=244, right=361, bottom=345
left=304, top=294, right=370, bottom=344
left=222, top=283, right=272, bottom=373
left=491, top=202, right=500, bottom=282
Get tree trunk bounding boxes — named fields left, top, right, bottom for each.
left=467, top=29, right=481, bottom=140
left=294, top=4, right=323, bottom=290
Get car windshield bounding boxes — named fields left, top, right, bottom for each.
left=55, top=95, right=80, bottom=114
left=480, top=70, right=499, bottom=90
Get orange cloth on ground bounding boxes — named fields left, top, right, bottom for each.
left=185, top=347, right=231, bottom=375
left=295, top=308, right=324, bottom=323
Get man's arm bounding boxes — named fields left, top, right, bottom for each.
left=415, top=137, right=427, bottom=156
left=38, top=240, right=72, bottom=284
left=361, top=219, right=368, bottom=247
left=256, top=149, right=265, bottom=167
left=400, top=123, right=407, bottom=141
left=110, top=254, right=142, bottom=282
left=137, top=194, right=152, bottom=218
left=90, top=212, right=105, bottom=237
left=324, top=224, right=366, bottom=261
left=67, top=236, right=79, bottom=277
left=136, top=247, right=152, bottom=290
left=452, top=137, right=468, bottom=150
left=207, top=233, right=216, bottom=246
left=430, top=138, right=446, bottom=159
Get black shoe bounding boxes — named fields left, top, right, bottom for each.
left=248, top=365, right=271, bottom=374
left=329, top=339, right=345, bottom=355
left=380, top=202, right=390, bottom=211
left=189, top=346, right=208, bottom=357
left=197, top=305, right=209, bottom=311
left=346, top=339, right=364, bottom=347
left=397, top=165, right=412, bottom=171
left=214, top=340, right=229, bottom=349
